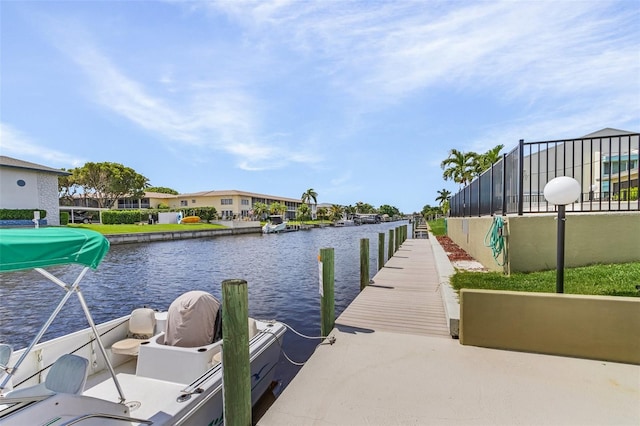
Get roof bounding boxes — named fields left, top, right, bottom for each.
left=581, top=128, right=637, bottom=138
left=177, top=189, right=303, bottom=203
left=0, top=155, right=71, bottom=176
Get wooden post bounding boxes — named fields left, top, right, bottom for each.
left=378, top=232, right=385, bottom=271
left=360, top=238, right=369, bottom=291
left=222, top=279, right=251, bottom=426
left=319, top=248, right=335, bottom=338
left=388, top=229, right=394, bottom=259
left=395, top=226, right=400, bottom=251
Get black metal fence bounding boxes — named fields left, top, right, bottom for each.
left=449, top=132, right=639, bottom=217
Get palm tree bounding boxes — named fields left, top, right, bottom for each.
left=329, top=204, right=344, bottom=222
left=252, top=202, right=268, bottom=220
left=472, top=144, right=505, bottom=177
left=316, top=207, right=328, bottom=221
left=301, top=188, right=318, bottom=206
left=301, top=188, right=318, bottom=220
left=435, top=189, right=451, bottom=206
left=441, top=149, right=477, bottom=187
left=297, top=203, right=311, bottom=221
left=269, top=202, right=287, bottom=217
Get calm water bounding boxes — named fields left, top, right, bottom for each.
left=0, top=221, right=408, bottom=393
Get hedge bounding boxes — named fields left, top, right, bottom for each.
left=0, top=209, right=47, bottom=220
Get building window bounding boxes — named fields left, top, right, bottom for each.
left=221, top=198, right=233, bottom=205
left=180, top=200, right=188, bottom=206
left=16, top=179, right=26, bottom=187
left=241, top=199, right=249, bottom=205
left=192, top=199, right=196, bottom=204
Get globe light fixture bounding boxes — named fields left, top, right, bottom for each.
left=543, top=176, right=581, bottom=293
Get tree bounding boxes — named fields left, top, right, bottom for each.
left=378, top=204, right=400, bottom=217
left=269, top=201, right=287, bottom=216
left=301, top=188, right=318, bottom=206
left=58, top=168, right=81, bottom=206
left=74, top=162, right=149, bottom=208
left=344, top=204, right=356, bottom=219
left=441, top=149, right=477, bottom=187
left=421, top=204, right=442, bottom=220
left=357, top=202, right=376, bottom=214
left=296, top=203, right=311, bottom=221
left=329, top=204, right=344, bottom=222
left=435, top=189, right=451, bottom=206
left=252, top=202, right=268, bottom=220
left=301, top=188, right=318, bottom=219
left=146, top=186, right=179, bottom=195
left=316, top=206, right=328, bottom=221
left=473, top=144, right=505, bottom=177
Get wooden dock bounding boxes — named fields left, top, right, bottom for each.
left=335, top=238, right=449, bottom=337
left=258, top=237, right=639, bottom=426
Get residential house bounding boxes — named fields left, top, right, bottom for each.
left=0, top=155, right=70, bottom=226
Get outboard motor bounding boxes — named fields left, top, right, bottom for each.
left=165, top=290, right=220, bottom=347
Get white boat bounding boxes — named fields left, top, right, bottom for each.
left=262, top=215, right=287, bottom=234
left=0, top=227, right=286, bottom=425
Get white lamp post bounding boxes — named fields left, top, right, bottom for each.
left=543, top=176, right=581, bottom=293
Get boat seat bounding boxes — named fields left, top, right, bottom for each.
left=0, top=344, right=12, bottom=380
left=112, top=308, right=157, bottom=356
left=0, top=344, right=11, bottom=369
left=5, top=354, right=89, bottom=398
left=212, top=318, right=260, bottom=364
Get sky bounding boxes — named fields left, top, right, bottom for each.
left=1, top=1, right=639, bottom=213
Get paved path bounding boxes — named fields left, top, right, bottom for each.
left=258, top=238, right=640, bottom=426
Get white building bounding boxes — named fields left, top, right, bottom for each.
left=0, top=156, right=69, bottom=226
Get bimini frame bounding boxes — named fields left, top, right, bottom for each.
left=0, top=268, right=126, bottom=404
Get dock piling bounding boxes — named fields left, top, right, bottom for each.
left=388, top=229, right=394, bottom=259
left=378, top=232, right=385, bottom=271
left=319, top=248, right=335, bottom=339
left=222, top=279, right=251, bottom=426
left=360, top=238, right=369, bottom=291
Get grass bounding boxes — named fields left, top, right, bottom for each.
left=427, top=218, right=446, bottom=236
left=452, top=262, right=640, bottom=297
left=67, top=223, right=227, bottom=234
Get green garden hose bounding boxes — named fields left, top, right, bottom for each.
left=484, top=216, right=506, bottom=266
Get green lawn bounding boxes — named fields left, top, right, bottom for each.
left=427, top=218, right=446, bottom=236
left=67, top=223, right=227, bottom=234
left=452, top=262, right=640, bottom=297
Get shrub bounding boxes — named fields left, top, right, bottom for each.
left=102, top=210, right=146, bottom=224
left=0, top=209, right=47, bottom=220
left=60, top=211, right=69, bottom=225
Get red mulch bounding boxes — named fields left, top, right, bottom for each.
left=436, top=236, right=475, bottom=261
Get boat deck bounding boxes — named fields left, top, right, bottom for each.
left=258, top=238, right=640, bottom=425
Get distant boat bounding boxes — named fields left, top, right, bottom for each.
left=334, top=219, right=358, bottom=227
left=262, top=215, right=287, bottom=233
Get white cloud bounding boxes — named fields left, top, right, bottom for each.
left=206, top=1, right=639, bottom=105
left=0, top=123, right=84, bottom=167
left=46, top=22, right=320, bottom=171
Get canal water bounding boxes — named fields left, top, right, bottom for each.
left=0, top=221, right=409, bottom=393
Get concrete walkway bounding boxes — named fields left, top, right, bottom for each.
left=259, top=238, right=640, bottom=426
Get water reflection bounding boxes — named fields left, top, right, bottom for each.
left=0, top=221, right=408, bottom=392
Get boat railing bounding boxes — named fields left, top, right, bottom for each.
left=60, top=412, right=153, bottom=425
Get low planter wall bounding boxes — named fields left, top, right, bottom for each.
left=459, top=289, right=640, bottom=365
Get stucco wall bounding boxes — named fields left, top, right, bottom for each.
left=0, top=169, right=61, bottom=226
left=448, top=212, right=640, bottom=273
left=460, top=289, right=640, bottom=365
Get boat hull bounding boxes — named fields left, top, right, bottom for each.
left=1, top=315, right=286, bottom=425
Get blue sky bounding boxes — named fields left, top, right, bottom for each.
left=1, top=1, right=638, bottom=213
